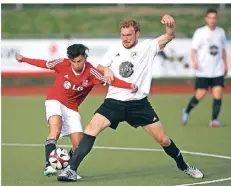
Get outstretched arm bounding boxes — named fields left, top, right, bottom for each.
left=15, top=54, right=49, bottom=69
left=90, top=68, right=138, bottom=93
left=157, top=14, right=176, bottom=50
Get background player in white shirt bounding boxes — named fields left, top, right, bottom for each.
left=58, top=15, right=204, bottom=182
left=182, top=9, right=228, bottom=127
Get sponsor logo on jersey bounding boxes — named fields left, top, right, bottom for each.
left=72, top=86, right=84, bottom=91
left=119, top=61, right=134, bottom=78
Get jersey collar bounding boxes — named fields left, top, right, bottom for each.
left=206, top=25, right=217, bottom=32
left=71, top=63, right=86, bottom=76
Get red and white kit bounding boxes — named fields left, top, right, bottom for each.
left=22, top=57, right=133, bottom=137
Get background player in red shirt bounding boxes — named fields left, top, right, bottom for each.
left=15, top=44, right=137, bottom=178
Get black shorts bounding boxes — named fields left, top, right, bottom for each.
left=195, top=76, right=224, bottom=90
left=95, top=97, right=160, bottom=130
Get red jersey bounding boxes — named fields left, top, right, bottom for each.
left=22, top=57, right=133, bottom=111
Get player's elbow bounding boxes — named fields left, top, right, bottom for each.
left=168, top=33, right=175, bottom=40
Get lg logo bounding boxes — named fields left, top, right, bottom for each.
left=63, top=81, right=84, bottom=91
left=74, top=86, right=84, bottom=91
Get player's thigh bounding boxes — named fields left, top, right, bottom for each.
left=211, top=76, right=224, bottom=99
left=45, top=100, right=63, bottom=138
left=69, top=132, right=83, bottom=150
left=194, top=77, right=208, bottom=100
left=85, top=113, right=111, bottom=136
left=94, top=98, right=126, bottom=131
left=143, top=121, right=170, bottom=146
left=61, top=106, right=83, bottom=139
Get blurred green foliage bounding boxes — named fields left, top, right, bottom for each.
left=2, top=4, right=231, bottom=38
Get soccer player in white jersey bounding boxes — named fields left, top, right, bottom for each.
left=182, top=8, right=228, bottom=127
left=58, top=15, right=204, bottom=182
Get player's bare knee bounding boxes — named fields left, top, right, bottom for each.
left=157, top=136, right=170, bottom=146
left=213, top=94, right=222, bottom=100
left=84, top=121, right=101, bottom=136
left=212, top=86, right=223, bottom=99
left=195, top=89, right=207, bottom=101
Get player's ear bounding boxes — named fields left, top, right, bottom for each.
left=136, top=31, right=140, bottom=38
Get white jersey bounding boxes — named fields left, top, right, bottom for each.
left=192, top=26, right=226, bottom=77
left=100, top=39, right=160, bottom=101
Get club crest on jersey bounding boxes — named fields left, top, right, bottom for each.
left=82, top=80, right=88, bottom=86
left=119, top=61, right=134, bottom=78
left=209, top=45, right=218, bottom=56
left=131, top=52, right=137, bottom=58
left=63, top=81, right=71, bottom=89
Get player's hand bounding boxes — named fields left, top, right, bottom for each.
left=224, top=63, right=228, bottom=76
left=192, top=61, right=198, bottom=70
left=104, top=67, right=114, bottom=84
left=15, top=54, right=23, bottom=63
left=131, top=84, right=138, bottom=93
left=161, top=14, right=175, bottom=27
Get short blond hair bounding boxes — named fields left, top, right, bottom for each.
left=120, top=19, right=140, bottom=32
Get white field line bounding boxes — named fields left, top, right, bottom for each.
left=2, top=143, right=231, bottom=186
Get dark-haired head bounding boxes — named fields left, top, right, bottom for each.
left=67, top=44, right=89, bottom=72
left=205, top=8, right=218, bottom=29
left=67, top=44, right=89, bottom=59
left=206, top=8, right=217, bottom=16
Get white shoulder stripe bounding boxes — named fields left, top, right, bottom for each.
left=90, top=68, right=105, bottom=82
left=46, top=58, right=64, bottom=69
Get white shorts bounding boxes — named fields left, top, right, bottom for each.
left=45, top=100, right=83, bottom=138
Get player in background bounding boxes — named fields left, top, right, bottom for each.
left=182, top=8, right=228, bottom=127
left=57, top=15, right=204, bottom=182
left=15, top=44, right=137, bottom=178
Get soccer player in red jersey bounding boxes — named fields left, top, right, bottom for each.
left=15, top=44, right=137, bottom=178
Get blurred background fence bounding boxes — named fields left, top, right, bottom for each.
left=2, top=4, right=231, bottom=88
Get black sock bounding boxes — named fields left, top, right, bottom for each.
left=162, top=139, right=187, bottom=171
left=212, top=99, right=222, bottom=120
left=69, top=148, right=74, bottom=158
left=69, top=133, right=96, bottom=171
left=185, top=96, right=199, bottom=114
left=45, top=139, right=56, bottom=167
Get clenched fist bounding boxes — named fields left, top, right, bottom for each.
left=161, top=14, right=175, bottom=27
left=131, top=84, right=138, bottom=93
left=15, top=54, right=23, bottom=62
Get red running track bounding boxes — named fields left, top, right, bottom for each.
left=2, top=84, right=231, bottom=96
